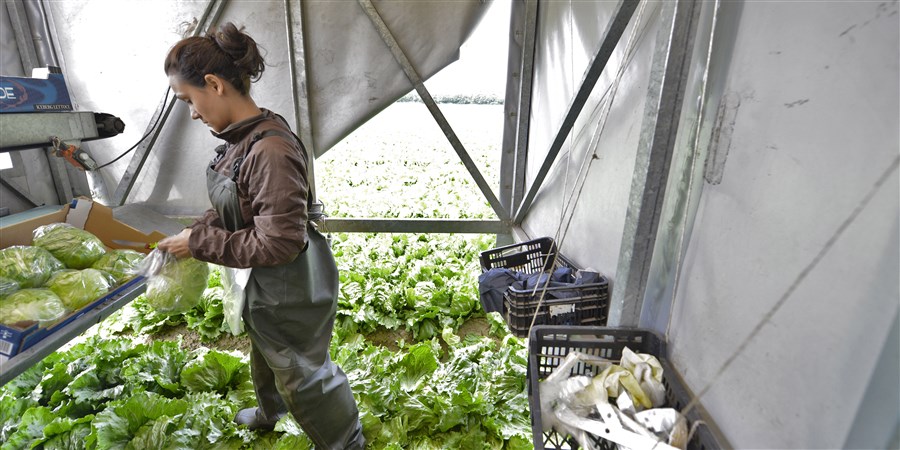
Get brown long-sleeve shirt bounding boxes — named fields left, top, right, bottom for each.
left=188, top=109, right=309, bottom=268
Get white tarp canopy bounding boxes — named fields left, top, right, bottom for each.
left=0, top=0, right=491, bottom=214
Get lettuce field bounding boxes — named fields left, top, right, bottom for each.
left=0, top=103, right=535, bottom=449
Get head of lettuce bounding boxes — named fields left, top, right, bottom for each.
left=46, top=268, right=114, bottom=310
left=92, top=249, right=145, bottom=285
left=0, top=288, right=67, bottom=326
left=143, top=254, right=209, bottom=314
left=0, top=246, right=65, bottom=288
left=33, top=223, right=106, bottom=269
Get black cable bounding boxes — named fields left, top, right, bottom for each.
left=93, top=86, right=171, bottom=170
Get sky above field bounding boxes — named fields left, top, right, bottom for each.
left=424, top=0, right=510, bottom=97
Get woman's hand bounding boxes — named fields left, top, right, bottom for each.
left=156, top=228, right=193, bottom=258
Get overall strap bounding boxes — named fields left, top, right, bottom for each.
left=235, top=129, right=320, bottom=221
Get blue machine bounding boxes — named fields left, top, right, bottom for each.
left=0, top=67, right=124, bottom=169
left=0, top=66, right=73, bottom=113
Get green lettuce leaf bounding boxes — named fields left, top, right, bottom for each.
left=88, top=391, right=188, bottom=449
left=180, top=349, right=251, bottom=396
left=36, top=414, right=94, bottom=450
left=398, top=342, right=439, bottom=392
left=0, top=406, right=55, bottom=450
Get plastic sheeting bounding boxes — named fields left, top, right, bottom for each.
left=519, top=0, right=663, bottom=286
left=3, top=0, right=489, bottom=214
left=302, top=1, right=491, bottom=156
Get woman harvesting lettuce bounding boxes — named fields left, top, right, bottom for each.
left=155, top=22, right=364, bottom=449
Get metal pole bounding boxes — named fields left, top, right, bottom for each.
left=34, top=0, right=114, bottom=204
left=6, top=0, right=37, bottom=70
left=323, top=218, right=506, bottom=234
left=112, top=0, right=227, bottom=206
left=512, top=0, right=639, bottom=224
left=512, top=0, right=538, bottom=219
left=499, top=0, right=538, bottom=244
left=358, top=0, right=510, bottom=223
left=6, top=0, right=72, bottom=204
left=284, top=0, right=318, bottom=204
left=609, top=0, right=700, bottom=327
left=0, top=176, right=41, bottom=207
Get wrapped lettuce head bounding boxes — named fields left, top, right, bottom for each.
left=0, top=288, right=67, bottom=326
left=46, top=268, right=113, bottom=310
left=33, top=223, right=107, bottom=269
left=144, top=257, right=209, bottom=314
left=0, top=245, right=66, bottom=288
left=91, top=249, right=145, bottom=285
left=0, top=277, right=19, bottom=299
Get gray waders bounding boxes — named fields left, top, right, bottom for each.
left=206, top=131, right=364, bottom=449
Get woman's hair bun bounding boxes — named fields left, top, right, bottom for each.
left=165, top=21, right=266, bottom=95
left=209, top=23, right=265, bottom=84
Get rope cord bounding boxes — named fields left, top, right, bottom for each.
left=527, top=0, right=658, bottom=335
left=93, top=87, right=172, bottom=171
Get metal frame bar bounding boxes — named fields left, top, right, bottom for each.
left=6, top=0, right=72, bottom=204
left=0, top=281, right=146, bottom=386
left=498, top=3, right=521, bottom=217
left=112, top=0, right=228, bottom=206
left=6, top=0, right=38, bottom=70
left=637, top=0, right=736, bottom=334
left=512, top=0, right=539, bottom=216
left=0, top=175, right=41, bottom=207
left=609, top=0, right=701, bottom=327
left=358, top=0, right=509, bottom=223
left=498, top=0, right=537, bottom=244
left=323, top=218, right=506, bottom=234
left=512, top=0, right=639, bottom=224
left=284, top=0, right=318, bottom=204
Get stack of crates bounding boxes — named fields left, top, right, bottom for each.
left=479, top=237, right=609, bottom=338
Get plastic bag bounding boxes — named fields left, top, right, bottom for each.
left=0, top=277, right=20, bottom=299
left=634, top=408, right=689, bottom=448
left=0, top=288, right=67, bottom=326
left=220, top=266, right=251, bottom=335
left=32, top=223, right=106, bottom=269
left=91, top=249, right=146, bottom=285
left=621, top=347, right=666, bottom=409
left=45, top=268, right=113, bottom=310
left=0, top=245, right=65, bottom=288
left=137, top=249, right=209, bottom=314
left=539, top=349, right=687, bottom=450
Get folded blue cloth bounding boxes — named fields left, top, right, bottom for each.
left=478, top=266, right=603, bottom=311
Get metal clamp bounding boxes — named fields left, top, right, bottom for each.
left=50, top=136, right=97, bottom=170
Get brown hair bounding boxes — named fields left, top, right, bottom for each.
left=164, top=22, right=265, bottom=95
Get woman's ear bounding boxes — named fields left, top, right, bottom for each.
left=203, top=74, right=226, bottom=95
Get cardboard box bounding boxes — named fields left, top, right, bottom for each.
left=0, top=198, right=167, bottom=358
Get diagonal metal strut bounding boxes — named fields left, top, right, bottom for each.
left=112, top=0, right=228, bottom=206
left=358, top=0, right=510, bottom=222
left=512, top=0, right=639, bottom=224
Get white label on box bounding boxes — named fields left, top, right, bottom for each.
left=66, top=199, right=93, bottom=229
left=0, top=339, right=13, bottom=356
left=549, top=303, right=575, bottom=317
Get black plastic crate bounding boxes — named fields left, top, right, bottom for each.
left=480, top=237, right=558, bottom=274
left=528, top=326, right=728, bottom=450
left=504, top=277, right=609, bottom=338
left=479, top=237, right=609, bottom=338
